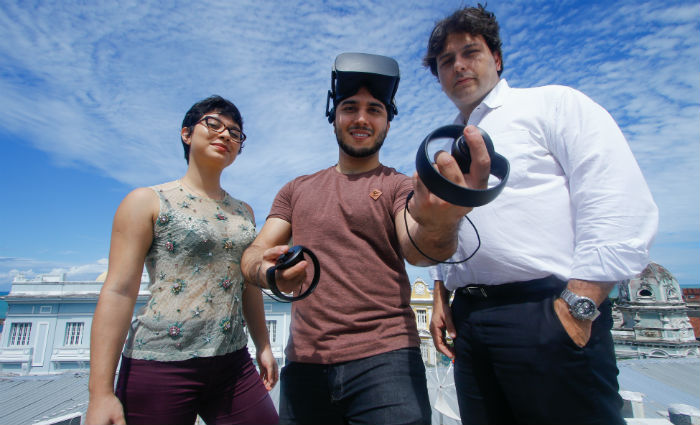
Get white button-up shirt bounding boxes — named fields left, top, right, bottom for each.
left=429, top=79, right=658, bottom=290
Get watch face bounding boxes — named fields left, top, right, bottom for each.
left=573, top=299, right=597, bottom=318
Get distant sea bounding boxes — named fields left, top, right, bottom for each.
left=0, top=292, right=8, bottom=319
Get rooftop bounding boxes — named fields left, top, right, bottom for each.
left=0, top=358, right=697, bottom=425
left=0, top=372, right=88, bottom=425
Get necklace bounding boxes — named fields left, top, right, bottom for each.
left=179, top=179, right=225, bottom=201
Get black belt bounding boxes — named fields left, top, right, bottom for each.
left=455, top=275, right=566, bottom=299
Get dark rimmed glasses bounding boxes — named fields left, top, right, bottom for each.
left=197, top=116, right=246, bottom=143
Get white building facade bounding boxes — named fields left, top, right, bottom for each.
left=0, top=273, right=149, bottom=375
left=247, top=291, right=292, bottom=368
left=0, top=273, right=292, bottom=375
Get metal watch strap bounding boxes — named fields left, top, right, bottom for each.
left=560, top=288, right=600, bottom=321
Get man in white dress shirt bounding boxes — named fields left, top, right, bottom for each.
left=424, top=5, right=658, bottom=425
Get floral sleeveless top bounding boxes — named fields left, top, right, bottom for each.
left=123, top=180, right=256, bottom=361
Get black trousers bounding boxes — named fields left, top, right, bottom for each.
left=279, top=348, right=431, bottom=425
left=451, top=276, right=624, bottom=425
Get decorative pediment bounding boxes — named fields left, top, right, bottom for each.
left=411, top=278, right=432, bottom=299
left=625, top=262, right=683, bottom=303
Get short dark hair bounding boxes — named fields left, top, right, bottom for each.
left=423, top=4, right=503, bottom=77
left=181, top=95, right=244, bottom=163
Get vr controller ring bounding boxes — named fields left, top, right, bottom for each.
left=415, top=125, right=510, bottom=207
left=265, top=245, right=320, bottom=303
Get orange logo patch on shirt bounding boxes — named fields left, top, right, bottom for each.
left=369, top=189, right=382, bottom=200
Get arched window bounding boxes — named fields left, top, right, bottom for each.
left=637, top=287, right=654, bottom=299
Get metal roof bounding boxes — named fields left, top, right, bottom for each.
left=0, top=358, right=696, bottom=424
left=617, top=357, right=700, bottom=418
left=0, top=373, right=88, bottom=425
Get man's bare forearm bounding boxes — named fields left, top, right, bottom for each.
left=402, top=214, right=461, bottom=266
left=241, top=244, right=269, bottom=289
left=566, top=278, right=616, bottom=305
left=433, top=279, right=452, bottom=307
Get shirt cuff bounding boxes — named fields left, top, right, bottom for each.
left=571, top=241, right=651, bottom=282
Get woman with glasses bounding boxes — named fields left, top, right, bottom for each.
left=86, top=95, right=279, bottom=425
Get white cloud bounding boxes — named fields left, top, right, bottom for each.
left=0, top=257, right=109, bottom=292
left=0, top=0, right=698, bottom=284
left=50, top=259, right=109, bottom=281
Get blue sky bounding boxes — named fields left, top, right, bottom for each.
left=0, top=0, right=698, bottom=292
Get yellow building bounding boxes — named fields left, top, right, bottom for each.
left=410, top=277, right=455, bottom=367
left=410, top=278, right=439, bottom=366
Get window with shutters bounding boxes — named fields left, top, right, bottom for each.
left=64, top=322, right=84, bottom=346
left=416, top=309, right=428, bottom=329
left=9, top=323, right=32, bottom=346
left=266, top=320, right=277, bottom=343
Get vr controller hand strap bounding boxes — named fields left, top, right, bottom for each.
left=403, top=192, right=480, bottom=264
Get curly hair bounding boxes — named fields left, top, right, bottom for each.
left=423, top=4, right=503, bottom=77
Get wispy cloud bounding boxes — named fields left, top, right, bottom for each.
left=0, top=0, right=698, bottom=285
left=0, top=257, right=109, bottom=291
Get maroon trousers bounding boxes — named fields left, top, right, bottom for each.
left=115, top=348, right=279, bottom=425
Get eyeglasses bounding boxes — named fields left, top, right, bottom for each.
left=196, top=116, right=246, bottom=143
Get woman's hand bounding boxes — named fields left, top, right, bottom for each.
left=257, top=345, right=279, bottom=390
left=85, top=393, right=126, bottom=425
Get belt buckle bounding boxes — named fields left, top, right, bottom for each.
left=465, top=286, right=487, bottom=298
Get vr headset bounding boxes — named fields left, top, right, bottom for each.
left=325, top=52, right=400, bottom=123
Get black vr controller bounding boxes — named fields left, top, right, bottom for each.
left=265, top=245, right=320, bottom=302
left=415, top=125, right=510, bottom=207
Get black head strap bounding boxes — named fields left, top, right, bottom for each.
left=325, top=52, right=400, bottom=123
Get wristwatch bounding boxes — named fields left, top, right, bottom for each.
left=560, top=288, right=600, bottom=321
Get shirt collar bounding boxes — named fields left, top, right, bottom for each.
left=455, top=79, right=510, bottom=124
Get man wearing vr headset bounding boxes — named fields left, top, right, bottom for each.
left=241, top=52, right=491, bottom=424
left=424, top=5, right=658, bottom=425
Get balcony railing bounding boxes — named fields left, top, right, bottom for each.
left=0, top=347, right=33, bottom=362
left=50, top=347, right=90, bottom=362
